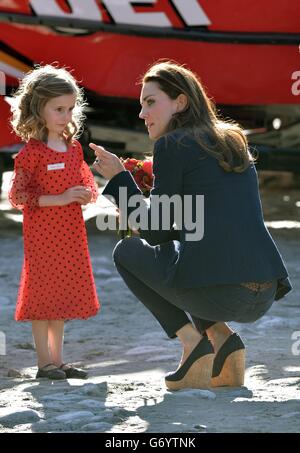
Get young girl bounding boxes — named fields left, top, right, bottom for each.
left=9, top=65, right=100, bottom=380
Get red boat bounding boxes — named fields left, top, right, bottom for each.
left=0, top=0, right=300, bottom=178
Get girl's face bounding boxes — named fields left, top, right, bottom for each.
left=139, top=81, right=179, bottom=140
left=42, top=93, right=77, bottom=137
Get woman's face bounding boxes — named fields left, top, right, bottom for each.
left=139, top=81, right=179, bottom=140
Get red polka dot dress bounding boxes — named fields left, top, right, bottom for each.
left=9, top=139, right=100, bottom=321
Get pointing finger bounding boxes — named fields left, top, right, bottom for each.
left=89, top=143, right=106, bottom=154
left=89, top=142, right=104, bottom=151
left=89, top=143, right=114, bottom=159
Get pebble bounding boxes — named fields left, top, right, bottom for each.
left=54, top=411, right=94, bottom=423
left=40, top=393, right=82, bottom=402
left=194, top=424, right=207, bottom=430
left=0, top=296, right=11, bottom=306
left=7, top=369, right=22, bottom=378
left=280, top=412, right=300, bottom=419
left=0, top=407, right=41, bottom=427
left=76, top=399, right=106, bottom=409
left=220, top=388, right=253, bottom=398
left=79, top=384, right=105, bottom=397
left=14, top=343, right=35, bottom=350
left=168, top=389, right=216, bottom=399
left=80, top=422, right=112, bottom=432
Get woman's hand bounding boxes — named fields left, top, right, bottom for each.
left=89, top=143, right=125, bottom=180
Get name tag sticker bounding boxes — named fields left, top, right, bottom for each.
left=47, top=163, right=65, bottom=171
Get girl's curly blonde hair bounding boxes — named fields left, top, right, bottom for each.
left=11, top=64, right=86, bottom=143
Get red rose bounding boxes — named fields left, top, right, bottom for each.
left=142, top=160, right=153, bottom=178
left=122, top=157, right=153, bottom=195
left=123, top=158, right=139, bottom=173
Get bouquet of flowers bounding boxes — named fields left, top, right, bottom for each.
left=118, top=157, right=153, bottom=237
left=122, top=157, right=153, bottom=196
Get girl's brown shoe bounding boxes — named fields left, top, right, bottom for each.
left=36, top=363, right=66, bottom=380
left=59, top=363, right=88, bottom=379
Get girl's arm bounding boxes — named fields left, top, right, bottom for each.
left=9, top=167, right=43, bottom=210
left=81, top=161, right=98, bottom=203
left=77, top=142, right=99, bottom=203
left=9, top=145, right=92, bottom=209
left=9, top=145, right=44, bottom=210
left=9, top=167, right=91, bottom=209
left=39, top=187, right=91, bottom=207
left=38, top=194, right=64, bottom=207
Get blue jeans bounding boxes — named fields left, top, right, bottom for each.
left=113, top=237, right=277, bottom=338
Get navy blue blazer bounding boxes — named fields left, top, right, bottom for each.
left=103, top=130, right=292, bottom=300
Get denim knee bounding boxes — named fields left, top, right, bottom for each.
left=112, top=239, right=125, bottom=265
left=112, top=237, right=135, bottom=266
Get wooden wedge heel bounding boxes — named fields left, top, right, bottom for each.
left=211, top=333, right=245, bottom=387
left=165, top=336, right=215, bottom=391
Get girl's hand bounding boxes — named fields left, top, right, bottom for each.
left=60, top=186, right=92, bottom=206
left=80, top=188, right=93, bottom=205
left=89, top=143, right=125, bottom=180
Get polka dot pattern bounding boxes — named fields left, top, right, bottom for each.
left=9, top=139, right=100, bottom=321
